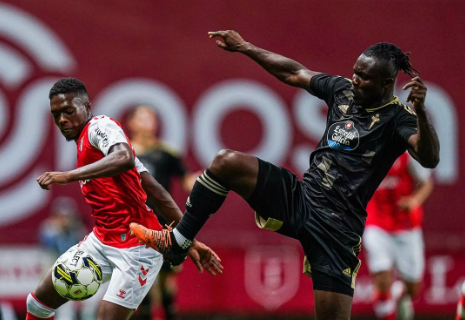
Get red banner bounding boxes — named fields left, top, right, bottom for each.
left=1, top=245, right=463, bottom=316
left=0, top=0, right=463, bottom=316
left=176, top=246, right=464, bottom=316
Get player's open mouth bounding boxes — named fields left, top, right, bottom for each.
left=62, top=128, right=72, bottom=134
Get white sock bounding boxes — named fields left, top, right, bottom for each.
left=397, top=295, right=414, bottom=320
left=173, top=229, right=192, bottom=250
left=26, top=293, right=56, bottom=318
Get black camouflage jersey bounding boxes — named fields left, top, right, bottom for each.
left=305, top=74, right=418, bottom=235
left=137, top=143, right=187, bottom=224
left=138, top=143, right=187, bottom=192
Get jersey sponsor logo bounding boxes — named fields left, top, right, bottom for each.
left=116, top=289, right=126, bottom=299
left=94, top=126, right=109, bottom=148
left=327, top=120, right=360, bottom=151
left=79, top=138, right=84, bottom=152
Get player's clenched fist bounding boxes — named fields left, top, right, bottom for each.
left=208, top=30, right=248, bottom=52
left=37, top=171, right=71, bottom=190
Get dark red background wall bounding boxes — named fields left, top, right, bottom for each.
left=0, top=0, right=463, bottom=316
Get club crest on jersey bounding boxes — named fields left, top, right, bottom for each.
left=327, top=120, right=360, bottom=151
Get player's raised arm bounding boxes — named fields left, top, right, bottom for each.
left=403, top=77, right=440, bottom=168
left=208, top=30, right=319, bottom=91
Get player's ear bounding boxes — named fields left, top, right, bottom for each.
left=383, top=78, right=395, bottom=88
left=85, top=101, right=92, bottom=113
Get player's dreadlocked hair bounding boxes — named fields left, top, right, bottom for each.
left=49, top=77, right=88, bottom=100
left=363, top=43, right=420, bottom=78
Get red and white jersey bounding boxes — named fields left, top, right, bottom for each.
left=366, top=152, right=431, bottom=232
left=76, top=115, right=162, bottom=248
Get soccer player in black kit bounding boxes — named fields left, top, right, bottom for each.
left=130, top=30, right=440, bottom=319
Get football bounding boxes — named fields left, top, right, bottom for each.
left=52, top=248, right=103, bottom=301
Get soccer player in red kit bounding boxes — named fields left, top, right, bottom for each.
left=364, top=152, right=433, bottom=320
left=457, top=281, right=465, bottom=319
left=29, top=78, right=222, bottom=320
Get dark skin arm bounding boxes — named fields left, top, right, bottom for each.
left=403, top=77, right=440, bottom=168
left=208, top=30, right=319, bottom=91
left=140, top=171, right=183, bottom=224
left=37, top=143, right=134, bottom=189
left=37, top=142, right=223, bottom=275
left=140, top=171, right=223, bottom=275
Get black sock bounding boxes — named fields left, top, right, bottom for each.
left=162, top=291, right=176, bottom=320
left=176, top=169, right=229, bottom=240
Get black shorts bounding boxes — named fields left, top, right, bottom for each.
left=247, top=158, right=362, bottom=297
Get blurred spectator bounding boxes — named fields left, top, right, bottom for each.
left=127, top=105, right=199, bottom=320
left=457, top=280, right=465, bottom=320
left=364, top=152, right=434, bottom=320
left=39, top=197, right=87, bottom=260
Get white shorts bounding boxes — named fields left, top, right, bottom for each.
left=363, top=226, right=425, bottom=282
left=70, top=232, right=163, bottom=309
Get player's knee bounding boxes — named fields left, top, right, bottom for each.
left=210, top=149, right=240, bottom=174
left=372, top=271, right=392, bottom=293
left=405, top=282, right=421, bottom=298
left=26, top=293, right=56, bottom=318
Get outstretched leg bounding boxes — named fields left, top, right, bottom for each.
left=130, top=149, right=259, bottom=263
left=174, top=149, right=259, bottom=241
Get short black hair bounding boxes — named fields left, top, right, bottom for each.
left=49, top=77, right=88, bottom=100
left=363, top=43, right=420, bottom=78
